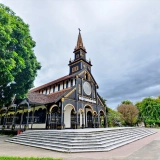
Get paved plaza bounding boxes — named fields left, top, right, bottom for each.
left=0, top=129, right=160, bottom=160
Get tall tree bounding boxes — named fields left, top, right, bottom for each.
left=0, top=4, right=41, bottom=107
left=136, top=97, right=160, bottom=127
left=121, top=100, right=133, bottom=105
left=117, top=102, right=139, bottom=126
left=107, top=108, right=124, bottom=127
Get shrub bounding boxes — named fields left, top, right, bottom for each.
left=0, top=130, right=17, bottom=135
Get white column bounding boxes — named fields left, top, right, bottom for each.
left=80, top=113, right=82, bottom=127
left=55, top=86, right=58, bottom=92
left=72, top=78, right=75, bottom=86
left=60, top=83, right=63, bottom=90
left=68, top=80, right=70, bottom=88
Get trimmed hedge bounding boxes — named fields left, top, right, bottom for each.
left=0, top=130, right=17, bottom=135
left=0, top=157, right=62, bottom=160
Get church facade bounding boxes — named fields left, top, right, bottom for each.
left=0, top=31, right=106, bottom=130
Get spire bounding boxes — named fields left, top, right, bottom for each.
left=74, top=28, right=86, bottom=51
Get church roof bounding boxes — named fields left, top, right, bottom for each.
left=74, top=30, right=86, bottom=52
left=28, top=87, right=71, bottom=104
left=30, top=75, right=72, bottom=92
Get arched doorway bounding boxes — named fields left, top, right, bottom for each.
left=71, top=109, right=76, bottom=129
left=34, top=108, right=46, bottom=123
left=64, top=104, right=76, bottom=128
left=87, top=111, right=93, bottom=128
left=84, top=105, right=94, bottom=128
left=93, top=111, right=98, bottom=128
left=100, top=110, right=105, bottom=128
left=50, top=106, right=60, bottom=129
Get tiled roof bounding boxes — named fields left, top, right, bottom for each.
left=47, top=88, right=71, bottom=103
left=27, top=92, right=49, bottom=104
left=30, top=75, right=73, bottom=93
left=27, top=88, right=71, bottom=104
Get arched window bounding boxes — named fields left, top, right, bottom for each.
left=86, top=73, right=90, bottom=81
left=86, top=73, right=88, bottom=80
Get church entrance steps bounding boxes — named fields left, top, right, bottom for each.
left=14, top=130, right=151, bottom=144
left=6, top=127, right=156, bottom=153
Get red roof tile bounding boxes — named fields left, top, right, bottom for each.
left=27, top=92, right=48, bottom=104
left=27, top=88, right=71, bottom=104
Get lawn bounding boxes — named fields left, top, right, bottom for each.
left=0, top=157, right=62, bottom=160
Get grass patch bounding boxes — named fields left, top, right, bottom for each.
left=7, top=134, right=14, bottom=137
left=0, top=157, right=62, bottom=160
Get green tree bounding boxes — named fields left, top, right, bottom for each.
left=136, top=97, right=160, bottom=127
left=107, top=108, right=124, bottom=127
left=121, top=100, right=133, bottom=105
left=0, top=4, right=41, bottom=107
left=117, top=102, right=139, bottom=126
left=99, top=96, right=108, bottom=112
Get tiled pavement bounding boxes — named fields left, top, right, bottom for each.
left=0, top=129, right=160, bottom=160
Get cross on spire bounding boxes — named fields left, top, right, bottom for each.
left=74, top=29, right=86, bottom=51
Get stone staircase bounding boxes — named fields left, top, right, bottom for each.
left=6, top=127, right=156, bottom=152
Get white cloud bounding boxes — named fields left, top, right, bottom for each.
left=1, top=0, right=160, bottom=109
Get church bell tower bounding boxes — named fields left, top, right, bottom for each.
left=69, top=29, right=92, bottom=75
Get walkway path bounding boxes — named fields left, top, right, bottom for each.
left=0, top=129, right=160, bottom=160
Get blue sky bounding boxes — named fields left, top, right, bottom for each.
left=1, top=0, right=160, bottom=109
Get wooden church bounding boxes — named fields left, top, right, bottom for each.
left=0, top=31, right=106, bottom=130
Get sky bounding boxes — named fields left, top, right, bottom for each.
left=1, top=0, right=160, bottom=109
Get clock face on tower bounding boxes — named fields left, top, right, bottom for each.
left=83, top=82, right=91, bottom=95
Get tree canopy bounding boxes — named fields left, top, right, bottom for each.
left=107, top=108, right=124, bottom=127
left=121, top=100, right=133, bottom=105
left=0, top=4, right=41, bottom=107
left=117, top=102, right=139, bottom=126
left=136, top=97, right=160, bottom=127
